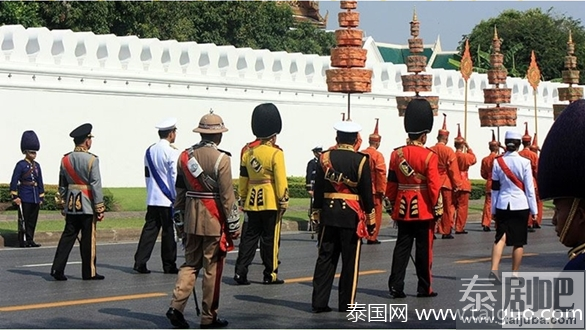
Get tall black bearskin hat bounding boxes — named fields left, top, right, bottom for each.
left=538, top=99, right=585, bottom=200
left=404, top=98, right=434, bottom=135
left=251, top=103, right=282, bottom=139
left=20, top=130, right=40, bottom=153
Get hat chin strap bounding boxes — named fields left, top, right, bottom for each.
left=559, top=198, right=580, bottom=244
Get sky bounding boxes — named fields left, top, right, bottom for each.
left=318, top=1, right=585, bottom=51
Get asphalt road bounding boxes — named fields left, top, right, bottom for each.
left=0, top=223, right=568, bottom=329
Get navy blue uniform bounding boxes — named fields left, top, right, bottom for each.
left=10, top=159, right=45, bottom=246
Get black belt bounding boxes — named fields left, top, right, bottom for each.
left=186, top=191, right=220, bottom=199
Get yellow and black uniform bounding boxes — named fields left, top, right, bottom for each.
left=311, top=121, right=375, bottom=313
left=234, top=103, right=288, bottom=285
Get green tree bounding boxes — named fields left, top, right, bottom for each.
left=0, top=1, right=335, bottom=56
left=458, top=8, right=585, bottom=84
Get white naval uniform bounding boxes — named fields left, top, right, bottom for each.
left=491, top=151, right=538, bottom=215
left=145, top=139, right=181, bottom=206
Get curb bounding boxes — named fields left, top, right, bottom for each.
left=0, top=210, right=554, bottom=249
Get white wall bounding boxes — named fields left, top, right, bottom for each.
left=0, top=25, right=575, bottom=187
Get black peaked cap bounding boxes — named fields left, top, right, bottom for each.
left=70, top=123, right=93, bottom=139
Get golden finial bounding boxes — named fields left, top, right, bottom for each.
left=412, top=6, right=418, bottom=21
left=568, top=29, right=573, bottom=44
left=209, top=108, right=214, bottom=114
left=493, top=25, right=498, bottom=40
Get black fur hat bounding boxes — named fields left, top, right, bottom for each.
left=404, top=98, right=434, bottom=135
left=20, top=130, right=40, bottom=153
left=538, top=99, right=584, bottom=200
left=251, top=103, right=282, bottom=139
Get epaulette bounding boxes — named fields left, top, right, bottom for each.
left=88, top=152, right=98, bottom=158
left=63, top=151, right=72, bottom=157
left=218, top=148, right=232, bottom=157
left=394, top=145, right=407, bottom=151
left=357, top=151, right=369, bottom=158
left=169, top=144, right=178, bottom=150
left=426, top=147, right=437, bottom=154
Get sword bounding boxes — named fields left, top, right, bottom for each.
left=18, top=204, right=27, bottom=245
left=193, top=272, right=201, bottom=316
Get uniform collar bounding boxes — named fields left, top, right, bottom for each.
left=73, top=146, right=88, bottom=152
left=568, top=243, right=585, bottom=260
left=336, top=144, right=355, bottom=151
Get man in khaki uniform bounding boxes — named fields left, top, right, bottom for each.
left=166, top=111, right=240, bottom=329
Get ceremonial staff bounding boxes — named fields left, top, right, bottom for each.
left=527, top=50, right=541, bottom=137
left=460, top=40, right=473, bottom=140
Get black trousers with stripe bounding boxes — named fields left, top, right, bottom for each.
left=133, top=205, right=177, bottom=272
left=51, top=214, right=98, bottom=279
left=17, top=202, right=40, bottom=245
left=234, top=210, right=281, bottom=281
left=312, top=226, right=361, bottom=312
left=388, top=219, right=435, bottom=295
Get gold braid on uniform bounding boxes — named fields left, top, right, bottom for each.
left=568, top=243, right=585, bottom=261
left=368, top=208, right=376, bottom=225
left=279, top=188, right=289, bottom=210
left=74, top=146, right=89, bottom=152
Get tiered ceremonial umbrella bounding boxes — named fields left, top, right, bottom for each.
left=326, top=0, right=372, bottom=120
left=478, top=27, right=517, bottom=140
left=395, top=9, right=438, bottom=117
left=552, top=31, right=583, bottom=120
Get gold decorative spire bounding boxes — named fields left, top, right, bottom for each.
left=412, top=7, right=418, bottom=22
left=493, top=26, right=498, bottom=40
left=568, top=29, right=573, bottom=44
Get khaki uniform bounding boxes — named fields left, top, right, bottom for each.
left=170, top=141, right=236, bottom=326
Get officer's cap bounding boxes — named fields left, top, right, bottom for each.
left=20, top=130, right=40, bottom=153
left=70, top=123, right=93, bottom=139
left=538, top=99, right=585, bottom=200
left=155, top=117, right=177, bottom=131
left=404, top=98, right=434, bottom=135
left=333, top=121, right=362, bottom=133
left=251, top=103, right=282, bottom=139
left=504, top=131, right=522, bottom=140
left=193, top=110, right=228, bottom=134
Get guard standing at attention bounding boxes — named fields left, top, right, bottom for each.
left=429, top=114, right=462, bottom=239
left=133, top=117, right=181, bottom=274
left=234, top=103, right=289, bottom=285
left=538, top=99, right=585, bottom=271
left=518, top=122, right=539, bottom=232
left=305, top=146, right=323, bottom=197
left=386, top=98, right=442, bottom=299
left=51, top=123, right=106, bottom=281
left=360, top=118, right=387, bottom=244
left=311, top=120, right=375, bottom=313
left=453, top=124, right=477, bottom=234
left=10, top=130, right=45, bottom=247
left=480, top=131, right=500, bottom=232
left=166, top=110, right=240, bottom=329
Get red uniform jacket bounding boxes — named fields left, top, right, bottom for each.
left=429, top=142, right=462, bottom=191
left=455, top=149, right=477, bottom=192
left=385, top=144, right=441, bottom=221
left=481, top=152, right=498, bottom=193
left=360, top=147, right=387, bottom=195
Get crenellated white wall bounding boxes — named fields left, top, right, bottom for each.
left=0, top=25, right=578, bottom=187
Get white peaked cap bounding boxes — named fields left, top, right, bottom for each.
left=333, top=121, right=362, bottom=133
left=504, top=131, right=522, bottom=140
left=155, top=117, right=177, bottom=130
